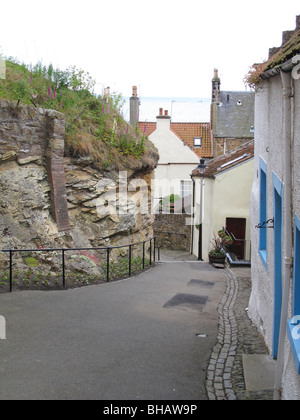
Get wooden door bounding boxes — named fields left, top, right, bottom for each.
left=226, top=218, right=246, bottom=260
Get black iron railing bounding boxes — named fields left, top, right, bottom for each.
left=0, top=238, right=156, bottom=292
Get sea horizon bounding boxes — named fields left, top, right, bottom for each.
left=121, top=96, right=211, bottom=123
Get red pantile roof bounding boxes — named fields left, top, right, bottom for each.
left=139, top=121, right=157, bottom=138
left=138, top=121, right=213, bottom=158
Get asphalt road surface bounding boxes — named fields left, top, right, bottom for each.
left=0, top=257, right=226, bottom=400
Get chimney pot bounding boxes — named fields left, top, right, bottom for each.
left=159, top=108, right=163, bottom=116
left=164, top=110, right=168, bottom=116
left=132, top=86, right=137, bottom=97
left=130, top=86, right=139, bottom=126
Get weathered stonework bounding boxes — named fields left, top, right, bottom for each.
left=213, top=137, right=253, bottom=158
left=0, top=100, right=157, bottom=284
left=154, top=213, right=191, bottom=252
left=45, top=111, right=70, bottom=231
left=0, top=100, right=70, bottom=231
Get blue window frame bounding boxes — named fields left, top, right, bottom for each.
left=259, top=158, right=268, bottom=270
left=287, top=214, right=300, bottom=373
left=272, top=172, right=283, bottom=359
left=293, top=215, right=300, bottom=316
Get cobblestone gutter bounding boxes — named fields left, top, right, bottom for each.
left=206, top=268, right=273, bottom=400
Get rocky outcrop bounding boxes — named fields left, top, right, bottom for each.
left=0, top=100, right=158, bottom=287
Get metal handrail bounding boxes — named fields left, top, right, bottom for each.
left=0, top=237, right=156, bottom=292
left=226, top=231, right=251, bottom=261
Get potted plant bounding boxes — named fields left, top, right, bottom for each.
left=208, top=233, right=226, bottom=264
left=217, top=228, right=233, bottom=245
left=218, top=229, right=226, bottom=238
left=223, top=234, right=233, bottom=246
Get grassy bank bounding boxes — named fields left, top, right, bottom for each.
left=0, top=58, right=158, bottom=171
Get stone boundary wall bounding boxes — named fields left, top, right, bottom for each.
left=153, top=213, right=191, bottom=251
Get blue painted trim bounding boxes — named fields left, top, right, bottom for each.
left=287, top=318, right=300, bottom=374
left=259, top=249, right=268, bottom=270
left=259, top=156, right=267, bottom=173
left=289, top=217, right=300, bottom=373
left=293, top=215, right=300, bottom=319
left=272, top=171, right=284, bottom=196
left=259, top=157, right=267, bottom=271
left=272, top=172, right=283, bottom=359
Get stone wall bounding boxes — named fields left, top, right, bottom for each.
left=153, top=213, right=191, bottom=252
left=213, top=137, right=253, bottom=158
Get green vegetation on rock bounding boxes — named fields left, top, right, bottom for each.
left=0, top=56, right=158, bottom=171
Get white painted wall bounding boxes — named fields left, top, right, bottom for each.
left=192, top=159, right=254, bottom=261
left=249, top=73, right=300, bottom=400
left=149, top=116, right=199, bottom=212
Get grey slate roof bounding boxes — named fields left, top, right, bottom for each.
left=214, top=91, right=255, bottom=138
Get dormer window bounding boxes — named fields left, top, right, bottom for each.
left=194, top=137, right=202, bottom=147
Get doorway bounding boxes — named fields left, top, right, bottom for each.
left=226, top=218, right=246, bottom=260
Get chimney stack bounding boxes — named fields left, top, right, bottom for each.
left=156, top=108, right=171, bottom=130
left=130, top=86, right=139, bottom=127
left=212, top=68, right=221, bottom=105
left=269, top=15, right=300, bottom=58
left=157, top=108, right=170, bottom=119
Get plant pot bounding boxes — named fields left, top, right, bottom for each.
left=209, top=254, right=226, bottom=264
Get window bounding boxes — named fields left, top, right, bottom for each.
left=259, top=158, right=267, bottom=270
left=287, top=214, right=300, bottom=373
left=180, top=180, right=192, bottom=198
left=193, top=137, right=202, bottom=147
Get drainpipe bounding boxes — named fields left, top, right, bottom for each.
left=273, top=70, right=293, bottom=400
left=198, top=177, right=204, bottom=261
left=191, top=178, right=195, bottom=255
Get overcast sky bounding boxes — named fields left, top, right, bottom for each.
left=0, top=0, right=299, bottom=98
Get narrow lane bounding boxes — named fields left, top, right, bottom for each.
left=0, top=255, right=226, bottom=400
